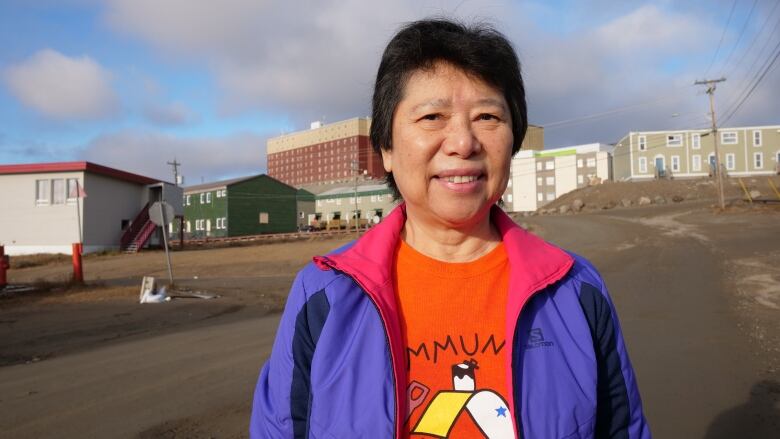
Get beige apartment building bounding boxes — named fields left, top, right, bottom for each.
left=613, top=125, right=780, bottom=181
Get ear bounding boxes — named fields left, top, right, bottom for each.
left=380, top=148, right=393, bottom=173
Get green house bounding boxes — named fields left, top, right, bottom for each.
left=179, top=174, right=304, bottom=238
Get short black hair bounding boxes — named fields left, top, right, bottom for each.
left=370, top=18, right=528, bottom=199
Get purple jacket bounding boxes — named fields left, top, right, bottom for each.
left=251, top=204, right=651, bottom=438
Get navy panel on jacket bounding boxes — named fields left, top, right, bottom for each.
left=578, top=282, right=631, bottom=439
left=291, top=290, right=330, bottom=438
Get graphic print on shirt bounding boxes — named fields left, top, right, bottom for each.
left=410, top=359, right=513, bottom=438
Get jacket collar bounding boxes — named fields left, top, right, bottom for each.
left=318, top=202, right=573, bottom=300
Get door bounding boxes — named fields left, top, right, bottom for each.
left=655, top=157, right=665, bottom=178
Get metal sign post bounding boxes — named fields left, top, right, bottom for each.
left=150, top=201, right=175, bottom=286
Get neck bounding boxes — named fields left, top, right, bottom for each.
left=402, top=205, right=501, bottom=262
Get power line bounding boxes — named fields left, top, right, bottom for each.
left=704, top=0, right=739, bottom=76
left=540, top=94, right=684, bottom=130
left=720, top=39, right=780, bottom=126
left=716, top=0, right=760, bottom=76
left=723, top=0, right=780, bottom=80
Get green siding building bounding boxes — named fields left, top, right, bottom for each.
left=179, top=174, right=306, bottom=238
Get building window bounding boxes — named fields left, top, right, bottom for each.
left=586, top=158, right=596, bottom=167
left=545, top=176, right=554, bottom=185
left=186, top=195, right=191, bottom=206
left=545, top=161, right=555, bottom=170
left=692, top=133, right=701, bottom=149
left=66, top=178, right=79, bottom=201
left=537, top=193, right=543, bottom=202
left=577, top=175, right=584, bottom=184
left=52, top=179, right=66, bottom=205
left=316, top=200, right=322, bottom=207
left=206, top=192, right=212, bottom=203
left=671, top=155, right=680, bottom=172
left=546, top=192, right=555, bottom=201
left=725, top=153, right=736, bottom=170
left=692, top=155, right=702, bottom=172
left=536, top=162, right=542, bottom=171
left=536, top=177, right=542, bottom=186
left=638, top=136, right=647, bottom=151
left=754, top=152, right=763, bottom=169
left=36, top=179, right=50, bottom=205
left=638, top=157, right=647, bottom=174
left=200, top=193, right=205, bottom=204
left=259, top=212, right=269, bottom=224
left=721, top=131, right=737, bottom=145
left=577, top=159, right=583, bottom=168
left=666, top=134, right=682, bottom=147
left=753, top=130, right=762, bottom=147
left=186, top=221, right=191, bottom=233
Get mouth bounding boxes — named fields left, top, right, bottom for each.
left=440, top=175, right=480, bottom=184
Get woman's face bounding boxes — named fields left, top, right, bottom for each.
left=383, top=62, right=513, bottom=230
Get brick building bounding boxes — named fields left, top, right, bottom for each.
left=267, top=117, right=384, bottom=186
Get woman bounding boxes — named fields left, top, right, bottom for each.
left=251, top=19, right=650, bottom=439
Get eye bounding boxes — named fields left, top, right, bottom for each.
left=420, top=113, right=441, bottom=121
left=477, top=113, right=499, bottom=121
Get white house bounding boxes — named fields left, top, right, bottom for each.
left=506, top=143, right=612, bottom=212
left=0, top=161, right=182, bottom=255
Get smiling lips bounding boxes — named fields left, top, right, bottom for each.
left=443, top=175, right=479, bottom=184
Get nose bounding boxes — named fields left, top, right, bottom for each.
left=441, top=117, right=481, bottom=158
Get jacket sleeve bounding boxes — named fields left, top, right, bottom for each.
left=578, top=279, right=652, bottom=439
left=250, top=269, right=311, bottom=439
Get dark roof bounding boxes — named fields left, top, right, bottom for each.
left=0, top=161, right=162, bottom=185
left=184, top=173, right=297, bottom=193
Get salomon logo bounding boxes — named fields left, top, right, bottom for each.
left=525, top=328, right=554, bottom=349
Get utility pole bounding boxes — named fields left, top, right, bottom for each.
left=167, top=159, right=182, bottom=186
left=694, top=78, right=726, bottom=210
left=351, top=160, right=359, bottom=234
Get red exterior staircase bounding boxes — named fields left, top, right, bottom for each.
left=120, top=203, right=156, bottom=253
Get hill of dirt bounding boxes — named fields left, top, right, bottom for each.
left=531, top=176, right=780, bottom=214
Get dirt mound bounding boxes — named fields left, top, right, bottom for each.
left=536, top=176, right=780, bottom=213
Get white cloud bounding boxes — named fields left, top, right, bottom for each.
left=81, top=129, right=269, bottom=183
left=100, top=0, right=777, bottom=148
left=3, top=49, right=119, bottom=120
left=142, top=102, right=197, bottom=126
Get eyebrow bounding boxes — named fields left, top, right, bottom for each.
left=410, top=98, right=507, bottom=112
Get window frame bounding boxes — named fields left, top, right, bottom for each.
left=638, top=157, right=648, bottom=174
left=35, top=179, right=51, bottom=205
left=754, top=152, right=763, bottom=169
left=671, top=155, right=681, bottom=172
left=752, top=130, right=762, bottom=147
left=666, top=134, right=683, bottom=147
left=691, top=133, right=701, bottom=150
left=638, top=136, right=647, bottom=151
left=721, top=131, right=738, bottom=145
left=725, top=153, right=736, bottom=170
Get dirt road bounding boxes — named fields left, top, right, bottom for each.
left=1, top=204, right=778, bottom=438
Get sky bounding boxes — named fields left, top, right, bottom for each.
left=1, top=0, right=778, bottom=184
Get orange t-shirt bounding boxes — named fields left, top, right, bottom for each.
left=394, top=240, right=513, bottom=438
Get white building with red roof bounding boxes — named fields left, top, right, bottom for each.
left=0, top=161, right=182, bottom=255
